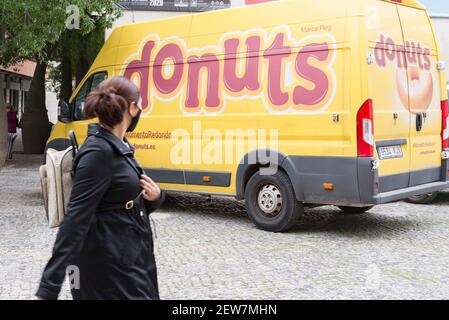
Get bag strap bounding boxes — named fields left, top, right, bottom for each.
left=95, top=157, right=144, bottom=212
left=92, top=133, right=143, bottom=178
left=69, top=130, right=79, bottom=177
left=124, top=155, right=144, bottom=177
left=92, top=134, right=145, bottom=212
left=69, top=130, right=79, bottom=158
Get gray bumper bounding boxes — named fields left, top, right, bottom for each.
left=372, top=181, right=449, bottom=204
left=281, top=155, right=449, bottom=206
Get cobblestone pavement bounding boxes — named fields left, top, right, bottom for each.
left=1, top=134, right=449, bottom=299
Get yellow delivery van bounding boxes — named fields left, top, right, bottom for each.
left=48, top=0, right=449, bottom=232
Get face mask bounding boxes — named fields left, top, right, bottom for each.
left=127, top=109, right=142, bottom=132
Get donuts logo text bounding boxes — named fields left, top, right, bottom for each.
left=121, top=26, right=337, bottom=115
left=374, top=33, right=434, bottom=114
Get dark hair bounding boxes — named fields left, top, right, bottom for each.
left=84, top=76, right=140, bottom=127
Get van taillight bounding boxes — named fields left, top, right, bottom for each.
left=357, top=99, right=374, bottom=157
left=442, top=100, right=449, bottom=149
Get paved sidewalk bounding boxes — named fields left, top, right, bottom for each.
left=1, top=133, right=449, bottom=299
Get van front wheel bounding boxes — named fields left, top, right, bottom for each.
left=244, top=170, right=303, bottom=232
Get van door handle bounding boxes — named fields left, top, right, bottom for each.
left=416, top=113, right=424, bottom=132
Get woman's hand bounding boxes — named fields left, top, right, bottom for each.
left=140, top=174, right=161, bottom=202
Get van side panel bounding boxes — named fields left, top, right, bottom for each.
left=114, top=0, right=354, bottom=198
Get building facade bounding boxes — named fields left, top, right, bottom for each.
left=1, top=61, right=61, bottom=124
left=0, top=61, right=34, bottom=119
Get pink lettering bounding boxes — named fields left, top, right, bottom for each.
left=123, top=41, right=155, bottom=110
left=293, top=43, right=330, bottom=106
left=153, top=43, right=184, bottom=95
left=224, top=36, right=261, bottom=93
left=186, top=54, right=221, bottom=109
left=423, top=48, right=431, bottom=70
left=263, top=33, right=291, bottom=106
left=375, top=34, right=386, bottom=67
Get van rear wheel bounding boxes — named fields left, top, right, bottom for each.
left=406, top=192, right=438, bottom=204
left=338, top=206, right=374, bottom=214
left=244, top=170, right=303, bottom=232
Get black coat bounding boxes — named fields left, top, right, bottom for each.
left=37, top=123, right=164, bottom=300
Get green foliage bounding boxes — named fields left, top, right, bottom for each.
left=48, top=24, right=106, bottom=95
left=0, top=0, right=122, bottom=66
left=0, top=0, right=123, bottom=153
left=70, top=24, right=107, bottom=70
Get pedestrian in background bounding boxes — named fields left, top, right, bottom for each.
left=6, top=105, right=18, bottom=134
left=36, top=76, right=164, bottom=300
left=6, top=105, right=19, bottom=159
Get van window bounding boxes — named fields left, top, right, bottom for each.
left=73, top=81, right=90, bottom=120
left=73, top=72, right=108, bottom=120
left=91, top=72, right=108, bottom=92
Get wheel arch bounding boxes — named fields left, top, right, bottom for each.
left=235, top=150, right=305, bottom=202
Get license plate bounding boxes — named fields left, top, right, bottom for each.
left=377, top=145, right=403, bottom=160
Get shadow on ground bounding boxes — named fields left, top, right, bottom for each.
left=160, top=192, right=424, bottom=239
left=426, top=191, right=449, bottom=205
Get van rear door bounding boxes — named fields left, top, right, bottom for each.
left=397, top=5, right=443, bottom=187
left=366, top=0, right=411, bottom=192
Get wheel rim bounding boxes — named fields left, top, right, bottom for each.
left=257, top=184, right=283, bottom=217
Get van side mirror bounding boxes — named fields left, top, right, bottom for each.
left=58, top=100, right=72, bottom=123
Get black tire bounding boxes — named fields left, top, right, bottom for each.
left=406, top=192, right=438, bottom=204
left=338, top=206, right=374, bottom=214
left=244, top=170, right=303, bottom=232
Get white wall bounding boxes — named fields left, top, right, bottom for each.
left=46, top=90, right=58, bottom=124
left=431, top=17, right=449, bottom=89
left=432, top=17, right=449, bottom=70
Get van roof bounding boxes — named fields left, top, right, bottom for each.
left=383, top=0, right=425, bottom=9
left=110, top=0, right=427, bottom=35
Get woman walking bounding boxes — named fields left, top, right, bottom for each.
left=36, top=76, right=164, bottom=300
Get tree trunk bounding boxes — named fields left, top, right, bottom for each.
left=60, top=32, right=73, bottom=101
left=0, top=86, right=7, bottom=167
left=75, top=55, right=89, bottom=86
left=21, top=62, right=51, bottom=154
left=60, top=52, right=73, bottom=101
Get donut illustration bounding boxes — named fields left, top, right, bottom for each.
left=396, top=66, right=433, bottom=114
